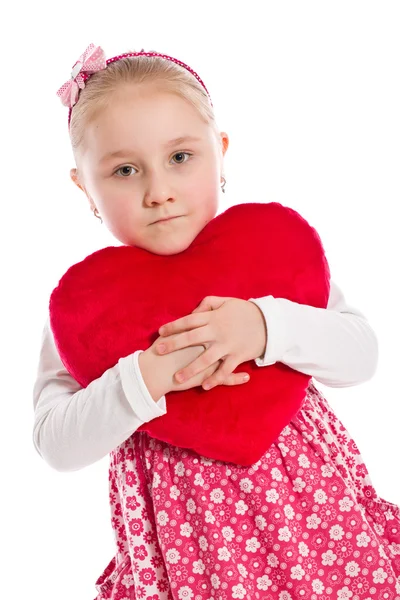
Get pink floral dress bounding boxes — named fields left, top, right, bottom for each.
left=93, top=382, right=400, bottom=600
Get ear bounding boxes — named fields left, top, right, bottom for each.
left=70, top=168, right=96, bottom=211
left=220, top=132, right=229, bottom=156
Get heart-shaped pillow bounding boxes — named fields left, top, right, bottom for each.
left=49, top=202, right=330, bottom=465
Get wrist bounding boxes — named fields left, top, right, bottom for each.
left=248, top=300, right=268, bottom=359
left=138, top=348, right=171, bottom=401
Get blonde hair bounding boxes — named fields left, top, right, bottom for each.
left=69, top=51, right=221, bottom=161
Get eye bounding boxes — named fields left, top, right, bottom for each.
left=171, top=152, right=192, bottom=164
left=114, top=165, right=137, bottom=177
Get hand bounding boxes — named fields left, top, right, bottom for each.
left=145, top=336, right=248, bottom=394
left=156, top=296, right=268, bottom=390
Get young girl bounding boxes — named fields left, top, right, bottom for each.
left=33, top=44, right=400, bottom=600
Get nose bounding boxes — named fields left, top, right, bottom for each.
left=143, top=172, right=175, bottom=207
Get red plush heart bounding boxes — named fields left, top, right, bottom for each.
left=49, top=202, right=330, bottom=465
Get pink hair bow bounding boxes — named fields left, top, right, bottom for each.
left=56, top=44, right=107, bottom=108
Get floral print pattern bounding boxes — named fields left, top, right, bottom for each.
left=94, top=382, right=400, bottom=599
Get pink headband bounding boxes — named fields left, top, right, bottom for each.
left=56, top=44, right=213, bottom=127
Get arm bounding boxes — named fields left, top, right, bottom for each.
left=248, top=280, right=379, bottom=387
left=32, top=318, right=214, bottom=472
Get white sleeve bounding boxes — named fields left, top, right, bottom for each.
left=248, top=280, right=379, bottom=387
left=32, top=318, right=167, bottom=472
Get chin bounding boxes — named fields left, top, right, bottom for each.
left=150, top=237, right=194, bottom=256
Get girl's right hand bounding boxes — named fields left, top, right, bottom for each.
left=145, top=337, right=249, bottom=394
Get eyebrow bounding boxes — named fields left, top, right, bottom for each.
left=99, top=136, right=203, bottom=163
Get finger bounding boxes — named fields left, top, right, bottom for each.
left=201, top=356, right=240, bottom=390
left=174, top=347, right=223, bottom=383
left=159, top=312, right=209, bottom=336
left=221, top=372, right=251, bottom=386
left=156, top=326, right=210, bottom=354
left=192, top=296, right=232, bottom=314
left=203, top=370, right=250, bottom=390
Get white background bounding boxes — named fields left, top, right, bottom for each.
left=1, top=1, right=399, bottom=598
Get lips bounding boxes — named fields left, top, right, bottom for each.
left=153, top=216, right=180, bottom=224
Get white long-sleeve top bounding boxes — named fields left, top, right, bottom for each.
left=32, top=281, right=378, bottom=472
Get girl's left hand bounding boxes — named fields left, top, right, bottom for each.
left=156, top=296, right=268, bottom=390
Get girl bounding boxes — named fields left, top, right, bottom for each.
left=33, top=45, right=400, bottom=599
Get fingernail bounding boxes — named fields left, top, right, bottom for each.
left=175, top=372, right=185, bottom=382
left=157, top=344, right=166, bottom=354
left=203, top=383, right=211, bottom=390
left=159, top=326, right=166, bottom=335
left=243, top=375, right=250, bottom=382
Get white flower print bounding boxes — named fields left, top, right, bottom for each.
left=235, top=500, right=249, bottom=515
left=210, top=488, right=225, bottom=504
left=311, top=578, right=325, bottom=594
left=329, top=524, right=345, bottom=541
left=390, top=542, right=400, bottom=555
left=170, top=485, right=181, bottom=500
left=121, top=573, right=134, bottom=588
left=222, top=526, right=235, bottom=542
left=284, top=504, right=295, bottom=520
left=279, top=592, right=293, bottom=600
left=298, top=453, right=310, bottom=468
left=175, top=461, right=185, bottom=477
left=239, top=477, right=254, bottom=493
left=293, top=477, right=306, bottom=493
left=256, top=574, right=272, bottom=590
left=238, top=563, right=248, bottom=577
left=372, top=567, right=388, bottom=584
left=198, top=536, right=209, bottom=551
left=291, top=564, right=306, bottom=580
left=356, top=531, right=371, bottom=547
left=321, top=549, right=337, bottom=566
left=166, top=548, right=181, bottom=564
left=205, top=510, right=215, bottom=524
left=278, top=525, right=292, bottom=542
left=194, top=473, right=204, bottom=486
left=186, top=498, right=196, bottom=514
left=192, top=559, right=205, bottom=574
left=265, top=489, right=279, bottom=503
left=306, top=514, right=322, bottom=529
left=378, top=544, right=388, bottom=559
left=245, top=537, right=261, bottom=552
left=267, top=553, right=279, bottom=567
left=374, top=522, right=384, bottom=535
left=178, top=586, right=194, bottom=599
left=298, top=542, right=310, bottom=557
left=345, top=560, right=360, bottom=577
left=336, top=585, right=353, bottom=599
left=157, top=510, right=169, bottom=526
left=338, top=496, right=354, bottom=512
left=255, top=514, right=267, bottom=530
left=217, top=546, right=231, bottom=561
left=384, top=507, right=395, bottom=521
left=232, top=583, right=246, bottom=598
left=211, top=573, right=221, bottom=589
left=180, top=522, right=193, bottom=537
left=314, top=488, right=327, bottom=504
left=152, top=472, right=161, bottom=488
left=278, top=442, right=289, bottom=456
left=270, top=467, right=283, bottom=481
left=321, top=463, right=335, bottom=477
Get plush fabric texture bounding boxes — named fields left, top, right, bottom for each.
left=49, top=202, right=330, bottom=465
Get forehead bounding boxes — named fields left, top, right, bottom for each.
left=85, top=86, right=211, bottom=153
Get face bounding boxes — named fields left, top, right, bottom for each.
left=71, top=84, right=229, bottom=255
